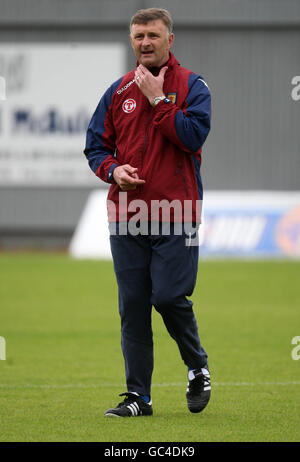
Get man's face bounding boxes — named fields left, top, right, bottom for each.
left=130, top=19, right=174, bottom=68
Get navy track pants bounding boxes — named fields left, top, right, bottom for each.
left=109, top=224, right=208, bottom=396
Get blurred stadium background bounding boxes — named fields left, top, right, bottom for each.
left=0, top=0, right=299, bottom=256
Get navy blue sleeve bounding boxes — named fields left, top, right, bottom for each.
left=84, top=77, right=122, bottom=182
left=174, top=74, right=211, bottom=153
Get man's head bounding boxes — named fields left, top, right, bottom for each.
left=130, top=8, right=174, bottom=68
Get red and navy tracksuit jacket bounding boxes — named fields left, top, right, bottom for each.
left=84, top=52, right=211, bottom=223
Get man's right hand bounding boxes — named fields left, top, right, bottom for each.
left=113, top=164, right=146, bottom=191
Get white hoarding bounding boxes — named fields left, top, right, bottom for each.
left=0, top=43, right=126, bottom=186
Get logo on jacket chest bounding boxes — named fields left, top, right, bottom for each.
left=167, top=92, right=177, bottom=104
left=122, top=98, right=136, bottom=114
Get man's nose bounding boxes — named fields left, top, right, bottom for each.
left=141, top=36, right=151, bottom=47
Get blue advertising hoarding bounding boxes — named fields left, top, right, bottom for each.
left=199, top=192, right=300, bottom=258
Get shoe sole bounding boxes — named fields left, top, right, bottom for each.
left=104, top=411, right=153, bottom=417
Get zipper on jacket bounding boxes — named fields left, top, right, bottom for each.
left=175, top=162, right=189, bottom=197
left=140, top=108, right=151, bottom=177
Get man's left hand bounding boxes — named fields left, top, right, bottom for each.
left=135, top=64, right=168, bottom=104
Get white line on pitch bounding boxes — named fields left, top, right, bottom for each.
left=0, top=381, right=299, bottom=390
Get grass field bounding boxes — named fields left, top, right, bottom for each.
left=0, top=253, right=299, bottom=442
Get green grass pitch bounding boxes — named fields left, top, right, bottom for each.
left=0, top=253, right=299, bottom=442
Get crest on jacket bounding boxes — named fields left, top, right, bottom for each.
left=167, top=92, right=177, bottom=104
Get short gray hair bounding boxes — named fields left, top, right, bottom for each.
left=130, top=8, right=173, bottom=35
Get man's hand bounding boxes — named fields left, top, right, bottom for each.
left=113, top=164, right=145, bottom=191
left=135, top=64, right=168, bottom=104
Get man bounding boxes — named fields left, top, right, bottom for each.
left=84, top=8, right=211, bottom=417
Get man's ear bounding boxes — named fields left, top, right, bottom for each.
left=168, top=33, right=174, bottom=50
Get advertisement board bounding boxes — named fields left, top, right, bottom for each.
left=0, top=43, right=126, bottom=186
left=200, top=191, right=300, bottom=258
left=70, top=191, right=300, bottom=259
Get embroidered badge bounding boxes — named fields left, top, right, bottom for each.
left=167, top=93, right=177, bottom=104
left=122, top=98, right=136, bottom=113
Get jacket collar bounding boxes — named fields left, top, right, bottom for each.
left=136, top=52, right=179, bottom=76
